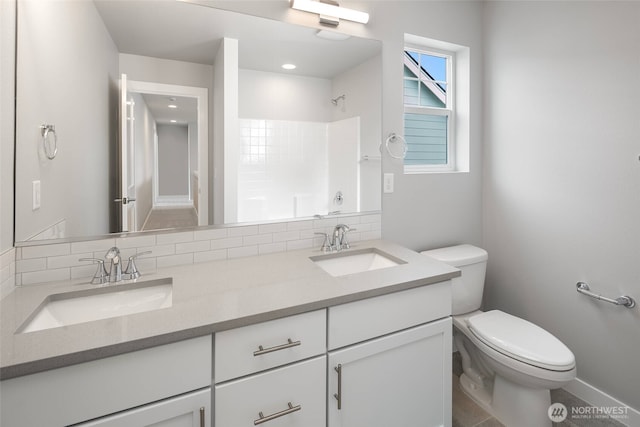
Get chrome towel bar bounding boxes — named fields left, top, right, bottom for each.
left=576, top=282, right=636, bottom=308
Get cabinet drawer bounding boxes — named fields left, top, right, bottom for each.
left=215, top=309, right=326, bottom=383
left=328, top=281, right=451, bottom=349
left=215, top=356, right=325, bottom=427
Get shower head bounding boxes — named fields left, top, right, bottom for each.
left=331, top=94, right=346, bottom=105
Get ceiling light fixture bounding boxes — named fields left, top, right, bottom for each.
left=282, top=63, right=297, bottom=70
left=316, top=29, right=351, bottom=41
left=170, top=120, right=177, bottom=123
left=290, top=0, right=369, bottom=26
left=168, top=104, right=177, bottom=109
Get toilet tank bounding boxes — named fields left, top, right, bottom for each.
left=421, top=244, right=488, bottom=315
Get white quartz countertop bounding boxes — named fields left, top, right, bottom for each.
left=0, top=240, right=459, bottom=380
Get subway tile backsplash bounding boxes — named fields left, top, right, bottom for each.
left=0, top=248, right=16, bottom=299
left=9, top=214, right=381, bottom=287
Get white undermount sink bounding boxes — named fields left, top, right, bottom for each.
left=18, top=278, right=173, bottom=333
left=310, top=248, right=406, bottom=277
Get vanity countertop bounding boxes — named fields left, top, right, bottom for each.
left=0, top=239, right=459, bottom=380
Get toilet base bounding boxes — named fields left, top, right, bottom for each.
left=459, top=374, right=552, bottom=427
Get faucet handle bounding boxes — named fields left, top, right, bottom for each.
left=314, top=232, right=333, bottom=253
left=339, top=227, right=356, bottom=249
left=79, top=258, right=108, bottom=285
left=124, top=251, right=152, bottom=280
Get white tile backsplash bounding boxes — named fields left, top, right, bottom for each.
left=22, top=268, right=70, bottom=285
left=71, top=239, right=116, bottom=254
left=0, top=248, right=16, bottom=299
left=22, top=243, right=70, bottom=259
left=8, top=214, right=381, bottom=286
left=175, top=240, right=210, bottom=254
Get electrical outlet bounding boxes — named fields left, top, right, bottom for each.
left=32, top=180, right=41, bottom=210
left=383, top=173, right=394, bottom=193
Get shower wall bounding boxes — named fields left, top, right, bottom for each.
left=236, top=118, right=329, bottom=222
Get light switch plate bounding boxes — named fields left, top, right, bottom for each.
left=383, top=173, right=394, bottom=193
left=32, top=180, right=41, bottom=210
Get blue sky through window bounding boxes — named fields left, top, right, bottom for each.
left=407, top=51, right=446, bottom=86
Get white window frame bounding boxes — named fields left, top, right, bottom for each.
left=403, top=45, right=456, bottom=173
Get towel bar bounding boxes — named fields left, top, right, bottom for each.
left=576, top=282, right=635, bottom=308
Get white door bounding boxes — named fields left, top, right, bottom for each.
left=328, top=319, right=452, bottom=427
left=75, top=388, right=211, bottom=427
left=118, top=73, right=137, bottom=232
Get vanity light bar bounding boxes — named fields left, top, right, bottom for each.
left=290, top=0, right=369, bottom=25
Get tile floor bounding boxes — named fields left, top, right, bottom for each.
left=452, top=352, right=627, bottom=427
left=142, top=207, right=198, bottom=231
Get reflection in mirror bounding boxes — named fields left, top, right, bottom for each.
left=14, top=0, right=382, bottom=244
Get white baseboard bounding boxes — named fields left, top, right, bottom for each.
left=563, top=377, right=639, bottom=426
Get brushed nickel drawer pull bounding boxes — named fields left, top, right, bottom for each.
left=199, top=407, right=205, bottom=427
left=334, top=364, right=342, bottom=410
left=253, top=338, right=301, bottom=356
left=254, top=402, right=301, bottom=425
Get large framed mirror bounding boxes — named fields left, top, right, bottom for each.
left=14, top=0, right=382, bottom=244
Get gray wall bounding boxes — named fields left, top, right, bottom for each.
left=205, top=1, right=484, bottom=250
left=157, top=124, right=189, bottom=197
left=0, top=0, right=16, bottom=251
left=483, top=1, right=640, bottom=411
left=369, top=1, right=485, bottom=251
left=14, top=0, right=118, bottom=241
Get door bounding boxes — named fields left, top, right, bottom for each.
left=328, top=319, right=452, bottom=427
left=118, top=73, right=136, bottom=232
left=75, top=388, right=211, bottom=427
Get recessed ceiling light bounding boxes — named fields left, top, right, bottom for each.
left=282, top=63, right=297, bottom=70
left=170, top=120, right=177, bottom=123
left=168, top=104, right=177, bottom=109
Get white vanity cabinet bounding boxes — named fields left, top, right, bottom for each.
left=214, top=310, right=327, bottom=427
left=327, top=282, right=453, bottom=427
left=0, top=336, right=212, bottom=427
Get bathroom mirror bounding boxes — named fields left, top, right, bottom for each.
left=14, top=0, right=382, bottom=244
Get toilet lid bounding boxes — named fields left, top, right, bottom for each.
left=467, top=310, right=575, bottom=371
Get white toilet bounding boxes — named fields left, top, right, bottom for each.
left=422, top=244, right=576, bottom=427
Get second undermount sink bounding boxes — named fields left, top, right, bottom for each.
left=18, top=278, right=173, bottom=333
left=310, top=248, right=406, bottom=277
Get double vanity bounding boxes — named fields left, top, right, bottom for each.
left=0, top=240, right=459, bottom=427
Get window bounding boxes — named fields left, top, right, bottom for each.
left=403, top=47, right=454, bottom=172
left=402, top=34, right=470, bottom=173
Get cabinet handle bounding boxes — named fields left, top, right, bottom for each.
left=254, top=402, right=301, bottom=425
left=334, top=364, right=342, bottom=410
left=253, top=338, right=301, bottom=356
left=199, top=406, right=205, bottom=427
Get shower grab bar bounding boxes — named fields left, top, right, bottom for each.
left=576, top=282, right=636, bottom=308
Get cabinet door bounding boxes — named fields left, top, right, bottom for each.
left=216, top=356, right=325, bottom=427
left=76, top=388, right=211, bottom=427
left=328, top=318, right=452, bottom=427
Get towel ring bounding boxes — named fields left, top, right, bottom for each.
left=384, top=133, right=407, bottom=159
left=40, top=124, right=58, bottom=160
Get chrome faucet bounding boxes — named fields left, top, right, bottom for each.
left=79, top=248, right=152, bottom=284
left=105, top=247, right=122, bottom=282
left=328, top=224, right=355, bottom=251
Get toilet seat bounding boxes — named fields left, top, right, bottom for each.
left=467, top=310, right=575, bottom=371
